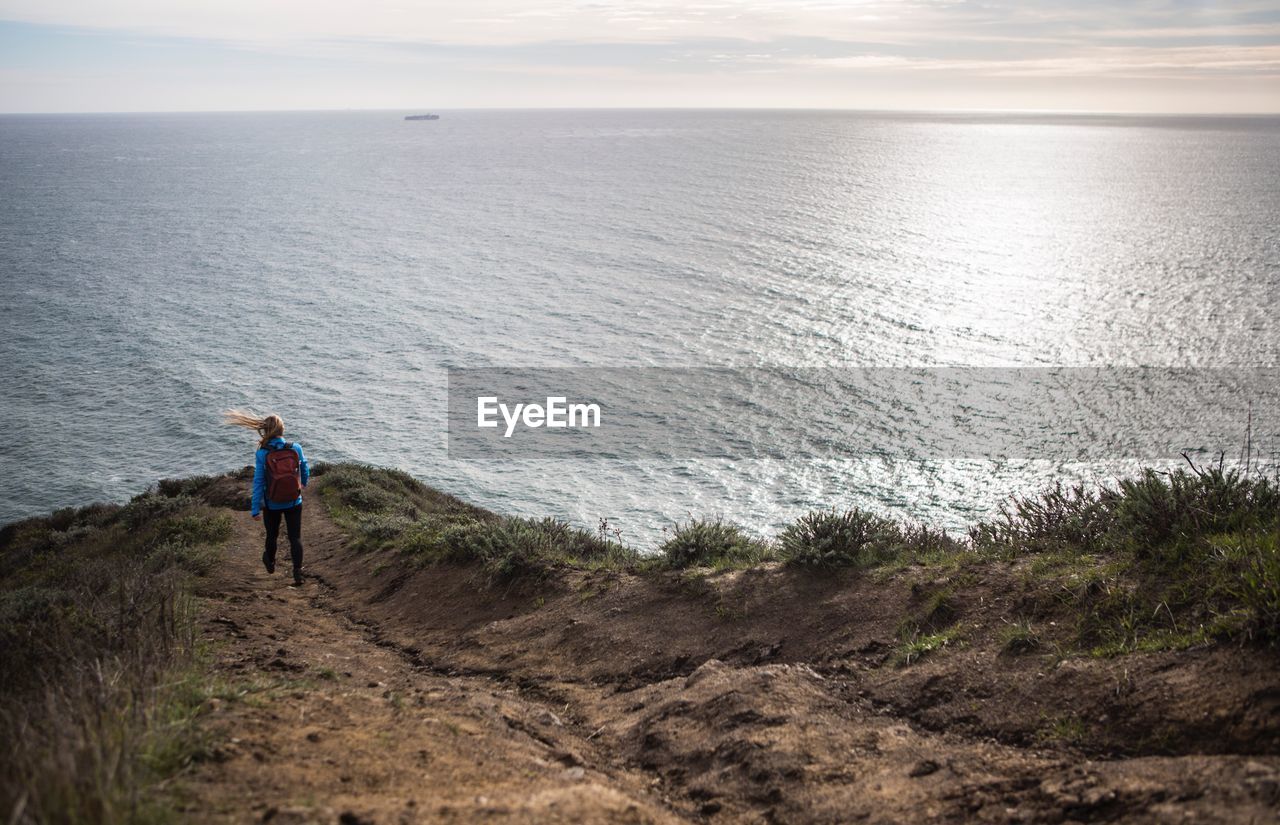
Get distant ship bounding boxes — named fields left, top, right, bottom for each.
left=404, top=114, right=440, bottom=121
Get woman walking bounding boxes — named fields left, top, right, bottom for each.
left=223, top=410, right=311, bottom=585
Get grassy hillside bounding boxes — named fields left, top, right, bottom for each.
left=312, top=461, right=1280, bottom=656
left=0, top=485, right=233, bottom=824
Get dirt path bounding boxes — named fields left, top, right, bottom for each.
left=179, top=504, right=1280, bottom=824
left=179, top=509, right=681, bottom=824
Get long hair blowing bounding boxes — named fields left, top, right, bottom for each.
left=223, top=409, right=284, bottom=449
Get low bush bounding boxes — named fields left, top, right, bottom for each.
left=450, top=518, right=559, bottom=579
left=971, top=467, right=1278, bottom=559
left=156, top=474, right=221, bottom=500
left=659, top=518, right=772, bottom=569
left=119, top=492, right=202, bottom=530
left=779, top=508, right=901, bottom=568
left=319, top=464, right=492, bottom=522
left=318, top=464, right=639, bottom=577
left=437, top=516, right=632, bottom=579
left=357, top=512, right=416, bottom=543
left=1109, top=467, right=1278, bottom=554
left=968, top=482, right=1110, bottom=555
left=145, top=539, right=221, bottom=576
left=154, top=511, right=232, bottom=547
left=974, top=466, right=1280, bottom=650
left=1236, top=533, right=1280, bottom=641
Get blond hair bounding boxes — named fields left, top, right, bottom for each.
left=223, top=409, right=285, bottom=449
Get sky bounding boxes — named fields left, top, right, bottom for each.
left=0, top=1, right=1278, bottom=113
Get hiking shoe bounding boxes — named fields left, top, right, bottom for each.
left=292, top=568, right=304, bottom=586
left=262, top=552, right=275, bottom=574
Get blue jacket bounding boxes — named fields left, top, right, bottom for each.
left=251, top=436, right=310, bottom=516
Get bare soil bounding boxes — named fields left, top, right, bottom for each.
left=178, top=492, right=1280, bottom=823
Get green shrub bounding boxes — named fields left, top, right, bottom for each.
left=395, top=518, right=459, bottom=559
left=968, top=482, right=1110, bottom=555
left=440, top=518, right=535, bottom=578
left=425, top=516, right=628, bottom=579
left=357, top=512, right=415, bottom=543
left=153, top=512, right=232, bottom=548
left=119, top=492, right=201, bottom=530
left=1110, top=467, right=1278, bottom=554
left=899, top=523, right=964, bottom=559
left=156, top=475, right=220, bottom=500
left=145, top=540, right=220, bottom=576
left=318, top=464, right=642, bottom=576
left=970, top=468, right=1278, bottom=559
left=319, top=464, right=492, bottom=522
left=0, top=585, right=73, bottom=627
left=524, top=517, right=633, bottom=564
left=1236, top=533, right=1280, bottom=641
left=462, top=518, right=556, bottom=579
left=342, top=484, right=402, bottom=514
left=779, top=508, right=901, bottom=568
left=658, top=518, right=771, bottom=569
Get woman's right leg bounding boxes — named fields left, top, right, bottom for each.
left=263, top=508, right=283, bottom=573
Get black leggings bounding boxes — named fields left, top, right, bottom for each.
left=264, top=504, right=303, bottom=571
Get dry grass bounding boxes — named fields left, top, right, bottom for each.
left=0, top=490, right=230, bottom=824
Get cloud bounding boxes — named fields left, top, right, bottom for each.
left=789, top=44, right=1280, bottom=78
left=0, top=1, right=1276, bottom=111
left=1, top=0, right=1275, bottom=49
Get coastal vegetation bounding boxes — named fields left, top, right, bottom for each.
left=0, top=490, right=231, bottom=823
left=313, top=460, right=1280, bottom=652
left=315, top=463, right=633, bottom=580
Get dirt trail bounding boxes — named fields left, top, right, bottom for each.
left=180, top=504, right=1280, bottom=824
left=180, top=510, right=680, bottom=823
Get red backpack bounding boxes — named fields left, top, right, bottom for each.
left=264, top=443, right=302, bottom=504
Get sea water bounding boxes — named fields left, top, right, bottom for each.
left=2, top=110, right=1277, bottom=546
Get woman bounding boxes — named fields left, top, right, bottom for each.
left=223, top=410, right=311, bottom=585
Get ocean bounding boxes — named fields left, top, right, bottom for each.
left=2, top=109, right=1277, bottom=547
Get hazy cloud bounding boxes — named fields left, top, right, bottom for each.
left=0, top=1, right=1276, bottom=111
